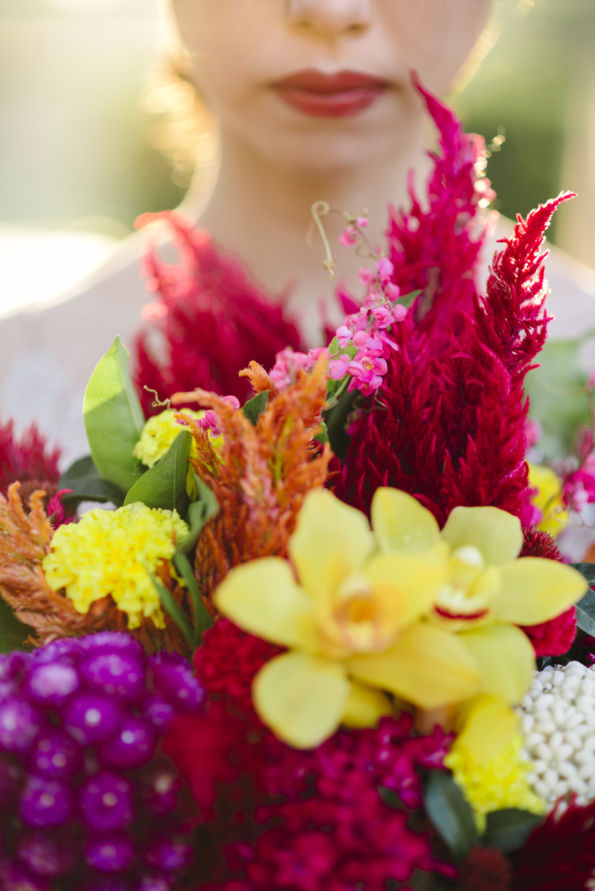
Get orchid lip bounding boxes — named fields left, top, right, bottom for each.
left=434, top=605, right=489, bottom=622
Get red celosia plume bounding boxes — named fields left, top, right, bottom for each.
left=132, top=213, right=304, bottom=414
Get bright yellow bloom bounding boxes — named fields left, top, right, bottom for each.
left=528, top=463, right=570, bottom=538
left=43, top=503, right=188, bottom=629
left=374, top=489, right=586, bottom=706
left=133, top=409, right=204, bottom=468
left=215, top=488, right=482, bottom=748
left=445, top=696, right=545, bottom=831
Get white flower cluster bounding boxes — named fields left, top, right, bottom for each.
left=517, top=661, right=595, bottom=807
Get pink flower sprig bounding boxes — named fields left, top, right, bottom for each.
left=338, top=213, right=369, bottom=248
left=269, top=347, right=329, bottom=392
left=195, top=396, right=241, bottom=437
left=327, top=257, right=407, bottom=397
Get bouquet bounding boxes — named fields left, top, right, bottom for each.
left=1, top=83, right=594, bottom=891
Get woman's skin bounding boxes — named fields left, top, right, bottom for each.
left=168, top=0, right=495, bottom=338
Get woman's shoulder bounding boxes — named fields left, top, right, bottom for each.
left=0, top=226, right=167, bottom=462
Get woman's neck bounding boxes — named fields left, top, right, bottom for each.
left=181, top=127, right=431, bottom=343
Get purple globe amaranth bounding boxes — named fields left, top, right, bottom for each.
left=85, top=834, right=136, bottom=873
left=0, top=632, right=204, bottom=889
left=98, top=716, right=156, bottom=770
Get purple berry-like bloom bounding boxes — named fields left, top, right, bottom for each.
left=0, top=632, right=204, bottom=890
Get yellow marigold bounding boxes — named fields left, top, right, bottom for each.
left=445, top=697, right=545, bottom=832
left=528, top=463, right=569, bottom=538
left=133, top=409, right=204, bottom=468
left=42, top=503, right=189, bottom=629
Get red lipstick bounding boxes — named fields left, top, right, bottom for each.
left=273, top=69, right=388, bottom=118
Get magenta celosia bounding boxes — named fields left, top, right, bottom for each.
left=332, top=83, right=571, bottom=531
left=165, top=619, right=454, bottom=890
left=0, top=419, right=61, bottom=497
left=519, top=529, right=577, bottom=656
left=512, top=797, right=595, bottom=890
left=133, top=213, right=304, bottom=415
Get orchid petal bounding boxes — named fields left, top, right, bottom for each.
left=458, top=624, right=535, bottom=704
left=371, top=488, right=441, bottom=554
left=214, top=557, right=318, bottom=650
left=363, top=551, right=444, bottom=627
left=253, top=651, right=349, bottom=748
left=441, top=505, right=523, bottom=565
left=455, top=695, right=520, bottom=765
left=348, top=622, right=482, bottom=708
left=492, top=558, right=587, bottom=625
left=342, top=682, right=393, bottom=729
left=289, top=489, right=374, bottom=599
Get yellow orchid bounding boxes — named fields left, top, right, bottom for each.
left=445, top=695, right=545, bottom=831
left=374, top=489, right=587, bottom=706
left=214, top=488, right=482, bottom=748
left=528, top=463, right=570, bottom=538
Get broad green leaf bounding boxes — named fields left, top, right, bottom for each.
left=173, top=551, right=213, bottom=646
left=483, top=808, right=543, bottom=853
left=0, top=598, right=30, bottom=653
left=424, top=770, right=478, bottom=860
left=83, top=337, right=145, bottom=491
left=314, top=421, right=329, bottom=445
left=525, top=336, right=594, bottom=460
left=324, top=386, right=358, bottom=459
left=124, top=431, right=191, bottom=513
left=242, top=391, right=269, bottom=426
left=575, top=588, right=595, bottom=637
left=58, top=455, right=124, bottom=506
left=570, top=564, right=595, bottom=636
left=571, top=562, right=595, bottom=587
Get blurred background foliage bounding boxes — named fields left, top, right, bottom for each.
left=0, top=0, right=593, bottom=264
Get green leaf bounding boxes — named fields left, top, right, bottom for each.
left=525, top=336, right=594, bottom=460
left=398, top=289, right=421, bottom=311
left=328, top=336, right=340, bottom=355
left=83, top=337, right=145, bottom=491
left=424, top=770, right=478, bottom=860
left=575, top=588, right=595, bottom=637
left=173, top=551, right=214, bottom=646
left=0, top=598, right=30, bottom=653
left=124, top=431, right=191, bottom=514
left=324, top=386, right=359, bottom=459
left=483, top=808, right=543, bottom=853
left=58, top=455, right=124, bottom=506
left=571, top=562, right=595, bottom=587
left=314, top=421, right=329, bottom=445
left=149, top=575, right=194, bottom=648
left=325, top=374, right=349, bottom=406
left=177, top=474, right=220, bottom=553
left=242, top=391, right=269, bottom=426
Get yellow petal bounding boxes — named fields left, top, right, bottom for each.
left=492, top=558, right=587, bottom=625
left=371, top=488, right=441, bottom=554
left=289, top=489, right=374, bottom=599
left=253, top=651, right=349, bottom=748
left=342, top=682, right=393, bottom=729
left=363, top=551, right=445, bottom=628
left=441, top=506, right=523, bottom=565
left=348, top=622, right=482, bottom=709
left=458, top=624, right=535, bottom=704
left=455, top=695, right=520, bottom=765
left=214, top=557, right=318, bottom=650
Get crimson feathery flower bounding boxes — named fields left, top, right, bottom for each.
left=132, top=213, right=304, bottom=415
left=459, top=847, right=512, bottom=891
left=333, top=84, right=571, bottom=531
left=165, top=619, right=454, bottom=890
left=0, top=418, right=61, bottom=498
left=512, top=797, right=595, bottom=890
left=519, top=528, right=577, bottom=656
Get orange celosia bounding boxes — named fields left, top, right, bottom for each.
left=171, top=357, right=330, bottom=603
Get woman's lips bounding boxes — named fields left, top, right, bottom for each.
left=273, top=69, right=388, bottom=118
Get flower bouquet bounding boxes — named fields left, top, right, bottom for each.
left=1, top=84, right=595, bottom=891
